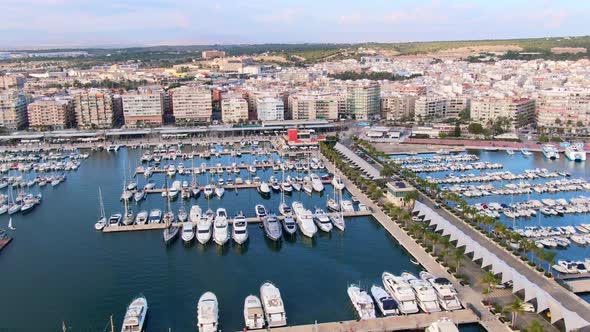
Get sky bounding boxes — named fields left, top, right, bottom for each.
left=1, top=0, right=588, bottom=48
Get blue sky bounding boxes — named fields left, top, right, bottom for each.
left=2, top=0, right=588, bottom=48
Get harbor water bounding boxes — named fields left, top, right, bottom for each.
left=0, top=147, right=437, bottom=331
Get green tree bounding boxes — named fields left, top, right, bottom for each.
left=454, top=121, right=461, bottom=137
left=459, top=108, right=471, bottom=122
left=480, top=271, right=500, bottom=293
left=468, top=122, right=485, bottom=135
left=403, top=190, right=419, bottom=207
left=525, top=320, right=544, bottom=332
left=505, top=298, right=525, bottom=328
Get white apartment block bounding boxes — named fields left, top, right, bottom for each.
left=346, top=80, right=380, bottom=120
left=537, top=89, right=590, bottom=130
left=0, top=90, right=28, bottom=130
left=471, top=97, right=536, bottom=130
left=27, top=97, right=74, bottom=130
left=170, top=86, right=212, bottom=124
left=122, top=88, right=164, bottom=128
left=414, top=95, right=469, bottom=121
left=380, top=94, right=415, bottom=121
left=221, top=97, right=248, bottom=123
left=288, top=92, right=343, bottom=120
left=256, top=97, right=284, bottom=121
left=72, top=89, right=115, bottom=129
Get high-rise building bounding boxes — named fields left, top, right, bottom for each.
left=255, top=97, right=284, bottom=121
left=537, top=89, right=590, bottom=131
left=414, top=95, right=469, bottom=121
left=380, top=94, right=415, bottom=121
left=170, top=86, right=212, bottom=125
left=27, top=97, right=74, bottom=131
left=221, top=96, right=248, bottom=123
left=71, top=89, right=116, bottom=129
left=346, top=80, right=380, bottom=120
left=0, top=90, right=28, bottom=130
left=122, top=87, right=164, bottom=128
left=288, top=92, right=343, bottom=120
left=0, top=75, right=25, bottom=90
left=471, top=97, right=536, bottom=130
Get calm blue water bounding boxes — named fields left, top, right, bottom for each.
left=403, top=150, right=590, bottom=262
left=0, top=147, right=439, bottom=331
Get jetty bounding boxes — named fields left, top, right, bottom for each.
left=102, top=210, right=372, bottom=233
left=271, top=309, right=478, bottom=332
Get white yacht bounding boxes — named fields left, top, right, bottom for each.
left=197, top=292, right=219, bottom=332
left=292, top=201, right=317, bottom=238
left=403, top=272, right=440, bottom=313
left=214, top=185, right=225, bottom=198
left=347, top=284, right=376, bottom=320
left=95, top=187, right=107, bottom=231
left=565, top=143, right=586, bottom=162
left=258, top=182, right=271, bottom=196
left=331, top=176, right=345, bottom=190
left=382, top=272, right=419, bottom=314
left=120, top=295, right=148, bottom=332
left=521, top=148, right=532, bottom=157
left=326, top=197, right=340, bottom=212
left=109, top=213, right=122, bottom=227
left=255, top=204, right=267, bottom=219
left=341, top=200, right=354, bottom=212
left=260, top=282, right=287, bottom=327
left=213, top=208, right=229, bottom=246
left=148, top=209, right=162, bottom=224
left=310, top=173, right=324, bottom=192
left=421, top=272, right=462, bottom=311
left=313, top=208, right=333, bottom=232
left=330, top=213, right=346, bottom=231
left=244, top=295, right=265, bottom=330
left=190, top=205, right=202, bottom=223
left=263, top=214, right=282, bottom=241
left=196, top=214, right=212, bottom=244
left=425, top=318, right=460, bottom=332
left=133, top=189, right=145, bottom=202
left=278, top=202, right=291, bottom=216
left=181, top=222, right=195, bottom=243
left=135, top=210, right=148, bottom=225
left=178, top=207, right=188, bottom=222
left=542, top=144, right=560, bottom=160
left=280, top=181, right=293, bottom=193
left=232, top=212, right=249, bottom=245
left=370, top=285, right=399, bottom=316
left=203, top=184, right=214, bottom=199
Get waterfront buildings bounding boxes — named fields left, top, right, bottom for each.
left=169, top=86, right=212, bottom=125
left=380, top=94, right=415, bottom=121
left=122, top=87, right=164, bottom=128
left=0, top=90, right=28, bottom=130
left=27, top=97, right=74, bottom=130
left=288, top=92, right=343, bottom=120
left=346, top=80, right=380, bottom=120
left=414, top=95, right=469, bottom=121
left=221, top=96, right=248, bottom=123
left=471, top=97, right=536, bottom=130
left=537, top=89, right=590, bottom=132
left=71, top=89, right=118, bottom=129
left=256, top=97, right=284, bottom=121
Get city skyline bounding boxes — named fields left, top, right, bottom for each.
left=2, top=0, right=589, bottom=48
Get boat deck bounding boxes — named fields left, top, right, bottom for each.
left=102, top=211, right=371, bottom=233
left=269, top=309, right=478, bottom=332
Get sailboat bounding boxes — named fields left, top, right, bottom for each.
left=94, top=187, right=107, bottom=231
left=162, top=179, right=179, bottom=244
left=8, top=217, right=15, bottom=230
left=330, top=187, right=346, bottom=231
left=278, top=169, right=291, bottom=216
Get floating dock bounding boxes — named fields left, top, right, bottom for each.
left=102, top=210, right=372, bottom=233
left=270, top=309, right=478, bottom=332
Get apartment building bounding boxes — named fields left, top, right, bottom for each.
left=414, top=94, right=469, bottom=121
left=288, top=92, right=343, bottom=120
left=256, top=97, right=284, bottom=121
left=121, top=88, right=164, bottom=128
left=221, top=96, right=248, bottom=123
left=471, top=97, right=536, bottom=130
left=0, top=75, right=25, bottom=90
left=380, top=94, right=415, bottom=121
left=346, top=80, right=380, bottom=120
left=537, top=89, right=590, bottom=131
left=0, top=90, right=28, bottom=130
left=27, top=97, right=74, bottom=130
left=71, top=89, right=117, bottom=129
left=169, top=86, right=212, bottom=125
left=202, top=50, right=226, bottom=59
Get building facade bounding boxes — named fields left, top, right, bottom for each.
left=121, top=88, right=164, bottom=128
left=471, top=97, right=536, bottom=130
left=221, top=96, right=248, bottom=123
left=346, top=80, right=380, bottom=120
left=27, top=97, right=74, bottom=130
left=0, top=90, right=28, bottom=130
left=202, top=50, right=226, bottom=59
left=170, top=86, right=212, bottom=125
left=380, top=94, right=415, bottom=121
left=537, top=89, right=590, bottom=132
left=414, top=95, right=469, bottom=121
left=256, top=97, right=284, bottom=121
left=288, top=92, right=342, bottom=120
left=72, top=89, right=116, bottom=129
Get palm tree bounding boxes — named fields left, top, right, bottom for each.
left=541, top=250, right=557, bottom=273
left=479, top=271, right=500, bottom=294
left=526, top=319, right=544, bottom=332
left=505, top=298, right=525, bottom=328
left=451, top=249, right=464, bottom=272
left=403, top=190, right=419, bottom=207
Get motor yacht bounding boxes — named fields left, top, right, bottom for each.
left=181, top=222, right=195, bottom=243
left=542, top=144, right=559, bottom=160
left=213, top=208, right=229, bottom=246
left=263, top=214, right=282, bottom=241
left=370, top=285, right=399, bottom=316
left=421, top=272, right=462, bottom=311
left=197, top=292, right=219, bottom=332
left=190, top=205, right=202, bottom=223
left=565, top=143, right=586, bottom=162
left=120, top=295, right=148, bottom=332
left=281, top=181, right=292, bottom=193
left=347, top=284, right=376, bottom=320
left=382, top=272, right=419, bottom=314
left=331, top=176, right=345, bottom=190
left=135, top=210, right=148, bottom=225
left=178, top=207, right=188, bottom=222
left=214, top=185, right=225, bottom=198
left=232, top=212, right=249, bottom=245
left=330, top=213, right=346, bottom=231
left=341, top=200, right=354, bottom=212
left=402, top=272, right=440, bottom=313
left=310, top=173, right=324, bottom=192
left=258, top=182, right=271, bottom=196
left=255, top=204, right=267, bottom=219
left=204, top=184, right=214, bottom=199
left=281, top=214, right=297, bottom=235
left=260, top=282, right=287, bottom=327
left=244, top=295, right=265, bottom=330
left=109, top=213, right=122, bottom=227
left=196, top=214, right=212, bottom=245
left=291, top=201, right=317, bottom=238
left=148, top=209, right=162, bottom=224
left=426, top=318, right=460, bottom=332
left=313, top=208, right=333, bottom=232
left=278, top=202, right=292, bottom=216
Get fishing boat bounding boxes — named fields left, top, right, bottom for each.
left=232, top=212, right=249, bottom=245
left=255, top=204, right=267, bottom=219
left=260, top=282, right=287, bottom=327
left=313, top=208, right=333, bottom=232
left=347, top=284, right=376, bottom=320
left=148, top=209, right=162, bottom=224
left=213, top=208, right=229, bottom=246
left=292, top=201, right=317, bottom=238
left=120, top=295, right=148, bottom=332
left=382, top=272, right=419, bottom=314
left=244, top=295, right=265, bottom=330
left=370, top=285, right=399, bottom=316
left=263, top=213, right=282, bottom=241
left=565, top=143, right=586, bottom=162
left=181, top=222, right=195, bottom=243
left=197, top=292, right=219, bottom=332
left=542, top=144, right=559, bottom=160
left=135, top=210, right=148, bottom=225
left=94, top=187, right=107, bottom=230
